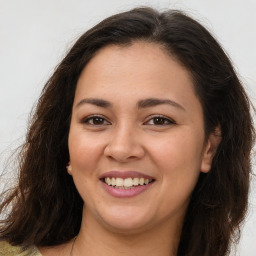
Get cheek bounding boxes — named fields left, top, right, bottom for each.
left=68, top=132, right=104, bottom=203
left=151, top=130, right=204, bottom=169
left=68, top=131, right=104, bottom=173
left=148, top=136, right=203, bottom=216
left=149, top=130, right=204, bottom=194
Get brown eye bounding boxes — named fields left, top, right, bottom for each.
left=152, top=117, right=168, bottom=125
left=91, top=117, right=105, bottom=125
left=82, top=116, right=110, bottom=125
left=144, top=115, right=175, bottom=126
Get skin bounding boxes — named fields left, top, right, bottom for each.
left=40, top=41, right=220, bottom=256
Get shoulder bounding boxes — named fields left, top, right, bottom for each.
left=0, top=240, right=41, bottom=256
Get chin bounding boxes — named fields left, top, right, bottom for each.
left=97, top=206, right=155, bottom=234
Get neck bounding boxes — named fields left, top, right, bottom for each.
left=73, top=208, right=183, bottom=256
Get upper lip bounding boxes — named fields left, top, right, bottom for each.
left=99, top=170, right=155, bottom=180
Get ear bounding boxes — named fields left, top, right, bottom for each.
left=201, top=126, right=222, bottom=173
left=66, top=162, right=72, bottom=175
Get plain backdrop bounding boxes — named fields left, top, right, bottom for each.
left=0, top=0, right=255, bottom=255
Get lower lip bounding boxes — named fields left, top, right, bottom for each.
left=101, top=181, right=154, bottom=198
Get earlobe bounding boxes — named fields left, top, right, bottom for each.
left=66, top=162, right=72, bottom=175
left=201, top=126, right=222, bottom=173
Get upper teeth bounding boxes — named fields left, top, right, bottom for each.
left=104, top=177, right=152, bottom=187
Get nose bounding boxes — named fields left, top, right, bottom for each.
left=104, top=125, right=145, bottom=163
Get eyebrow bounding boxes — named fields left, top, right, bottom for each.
left=75, top=97, right=185, bottom=111
left=137, top=98, right=186, bottom=111
left=76, top=98, right=112, bottom=108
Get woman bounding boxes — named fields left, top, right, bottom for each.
left=0, top=7, right=254, bottom=256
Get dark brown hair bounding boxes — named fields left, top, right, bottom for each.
left=0, top=7, right=255, bottom=256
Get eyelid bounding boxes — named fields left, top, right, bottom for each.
left=81, top=114, right=111, bottom=125
left=143, top=114, right=176, bottom=125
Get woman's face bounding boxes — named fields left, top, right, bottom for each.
left=68, top=41, right=216, bottom=233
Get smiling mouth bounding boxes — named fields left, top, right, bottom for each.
left=102, top=177, right=155, bottom=189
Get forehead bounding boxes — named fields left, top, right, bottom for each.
left=74, top=41, right=202, bottom=115
left=76, top=42, right=194, bottom=94
left=73, top=41, right=204, bottom=126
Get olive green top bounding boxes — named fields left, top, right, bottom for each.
left=0, top=241, right=41, bottom=256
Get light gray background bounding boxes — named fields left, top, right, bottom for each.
left=0, top=0, right=255, bottom=255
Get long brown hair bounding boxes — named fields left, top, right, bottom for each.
left=0, top=7, right=255, bottom=256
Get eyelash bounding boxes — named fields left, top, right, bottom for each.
left=81, top=115, right=111, bottom=126
left=144, top=115, right=176, bottom=126
left=81, top=115, right=175, bottom=126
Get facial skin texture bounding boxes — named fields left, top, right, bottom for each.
left=67, top=41, right=219, bottom=256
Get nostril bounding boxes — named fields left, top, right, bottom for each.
left=103, top=134, right=145, bottom=162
